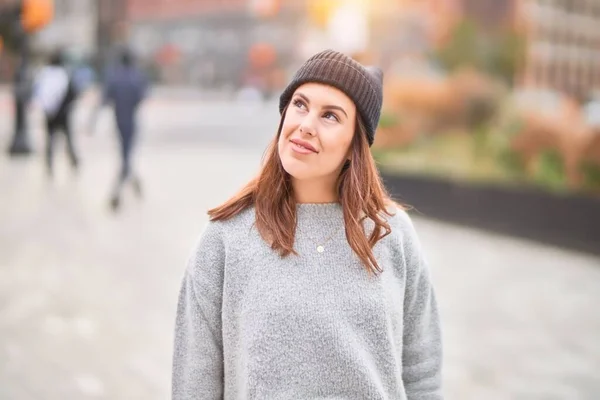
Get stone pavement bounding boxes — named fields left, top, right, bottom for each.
left=0, top=143, right=263, bottom=400
left=1, top=98, right=600, bottom=399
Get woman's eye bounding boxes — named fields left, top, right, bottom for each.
left=323, top=112, right=339, bottom=122
left=293, top=99, right=306, bottom=110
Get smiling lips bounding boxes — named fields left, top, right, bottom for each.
left=290, top=138, right=318, bottom=155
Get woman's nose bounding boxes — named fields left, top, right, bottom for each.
left=299, top=114, right=318, bottom=136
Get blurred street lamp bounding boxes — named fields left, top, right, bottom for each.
left=0, top=0, right=53, bottom=156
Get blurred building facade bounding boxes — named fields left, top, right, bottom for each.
left=379, top=0, right=600, bottom=101
left=2, top=0, right=596, bottom=102
left=518, top=0, right=600, bottom=101
left=34, top=0, right=97, bottom=57
left=125, top=0, right=304, bottom=88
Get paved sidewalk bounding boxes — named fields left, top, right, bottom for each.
left=0, top=145, right=262, bottom=399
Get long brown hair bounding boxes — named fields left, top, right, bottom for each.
left=208, top=106, right=400, bottom=274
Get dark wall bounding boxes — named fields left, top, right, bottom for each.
left=382, top=173, right=600, bottom=257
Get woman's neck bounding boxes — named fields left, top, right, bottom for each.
left=292, top=178, right=338, bottom=204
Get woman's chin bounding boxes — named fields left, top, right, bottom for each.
left=281, top=159, right=314, bottom=181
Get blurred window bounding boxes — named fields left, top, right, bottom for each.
left=513, top=88, right=563, bottom=115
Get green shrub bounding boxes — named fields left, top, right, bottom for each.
left=497, top=148, right=525, bottom=176
left=534, top=150, right=566, bottom=190
left=581, top=162, right=600, bottom=192
left=378, top=112, right=401, bottom=129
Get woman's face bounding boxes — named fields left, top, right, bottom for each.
left=278, top=83, right=357, bottom=183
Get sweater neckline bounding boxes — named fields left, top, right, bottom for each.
left=295, top=202, right=344, bottom=226
left=296, top=202, right=340, bottom=207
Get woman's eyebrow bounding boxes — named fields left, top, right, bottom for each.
left=323, top=105, right=348, bottom=118
left=294, top=92, right=348, bottom=118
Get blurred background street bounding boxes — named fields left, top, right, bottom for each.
left=1, top=0, right=600, bottom=399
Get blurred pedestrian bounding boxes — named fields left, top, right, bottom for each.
left=172, top=50, right=443, bottom=399
left=98, top=48, right=148, bottom=211
left=33, top=49, right=79, bottom=177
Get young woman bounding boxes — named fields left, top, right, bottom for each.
left=172, top=49, right=443, bottom=400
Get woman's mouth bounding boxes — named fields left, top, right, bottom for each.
left=290, top=139, right=317, bottom=155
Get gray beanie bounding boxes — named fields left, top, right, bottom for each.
left=279, top=49, right=384, bottom=146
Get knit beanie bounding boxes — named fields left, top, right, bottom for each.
left=279, top=49, right=384, bottom=146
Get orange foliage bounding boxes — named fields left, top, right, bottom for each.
left=21, top=0, right=53, bottom=33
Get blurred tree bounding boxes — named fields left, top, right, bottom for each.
left=434, top=19, right=481, bottom=71
left=486, top=30, right=526, bottom=85
left=435, top=18, right=526, bottom=85
left=0, top=0, right=53, bottom=47
left=21, top=0, right=53, bottom=33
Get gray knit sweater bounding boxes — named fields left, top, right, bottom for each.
left=172, top=203, right=443, bottom=400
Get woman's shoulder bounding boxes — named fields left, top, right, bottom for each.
left=382, top=203, right=417, bottom=237
left=375, top=203, right=423, bottom=257
left=198, top=206, right=256, bottom=244
left=214, top=205, right=256, bottom=233
left=186, top=207, right=256, bottom=272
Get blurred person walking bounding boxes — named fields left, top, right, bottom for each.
left=97, top=48, right=148, bottom=211
left=172, top=50, right=443, bottom=399
left=33, top=49, right=79, bottom=177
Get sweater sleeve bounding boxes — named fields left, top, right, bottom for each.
left=172, top=222, right=225, bottom=400
left=397, top=211, right=443, bottom=400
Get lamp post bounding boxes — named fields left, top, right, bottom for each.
left=7, top=18, right=31, bottom=155
left=1, top=0, right=53, bottom=156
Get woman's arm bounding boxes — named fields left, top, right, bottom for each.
left=398, top=212, right=443, bottom=400
left=172, top=222, right=225, bottom=400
